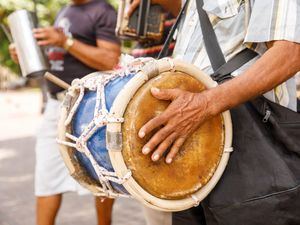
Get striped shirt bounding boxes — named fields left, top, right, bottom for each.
left=173, top=0, right=300, bottom=111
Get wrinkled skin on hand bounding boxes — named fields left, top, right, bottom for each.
left=33, top=27, right=67, bottom=47
left=141, top=41, right=300, bottom=164
left=139, top=87, right=212, bottom=164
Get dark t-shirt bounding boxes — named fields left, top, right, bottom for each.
left=47, top=0, right=120, bottom=94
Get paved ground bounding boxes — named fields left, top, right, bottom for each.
left=0, top=89, right=146, bottom=225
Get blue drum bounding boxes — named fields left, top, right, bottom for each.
left=72, top=73, right=134, bottom=194
left=58, top=58, right=232, bottom=211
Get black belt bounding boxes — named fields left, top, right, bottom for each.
left=49, top=92, right=58, bottom=100
left=49, top=91, right=66, bottom=101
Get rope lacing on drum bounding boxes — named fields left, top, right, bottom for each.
left=57, top=133, right=131, bottom=198
left=57, top=68, right=140, bottom=198
left=165, top=57, right=175, bottom=72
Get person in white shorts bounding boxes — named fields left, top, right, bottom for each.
left=9, top=0, right=121, bottom=224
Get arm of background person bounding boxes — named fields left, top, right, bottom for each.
left=66, top=38, right=120, bottom=71
left=126, top=0, right=181, bottom=17
left=33, top=27, right=121, bottom=71
left=138, top=40, right=300, bottom=164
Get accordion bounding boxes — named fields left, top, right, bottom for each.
left=116, top=0, right=165, bottom=41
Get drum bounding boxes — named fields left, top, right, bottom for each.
left=116, top=0, right=164, bottom=41
left=58, top=58, right=233, bottom=211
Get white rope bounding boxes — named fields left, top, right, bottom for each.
left=94, top=80, right=103, bottom=117
left=65, top=83, right=85, bottom=126
left=166, top=57, right=175, bottom=71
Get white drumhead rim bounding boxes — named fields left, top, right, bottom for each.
left=107, top=58, right=233, bottom=212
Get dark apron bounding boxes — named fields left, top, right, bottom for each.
left=157, top=0, right=300, bottom=223
left=173, top=97, right=300, bottom=225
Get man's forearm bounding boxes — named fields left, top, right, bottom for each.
left=153, top=0, right=181, bottom=16
left=135, top=41, right=300, bottom=163
left=68, top=39, right=120, bottom=71
left=206, top=41, right=300, bottom=116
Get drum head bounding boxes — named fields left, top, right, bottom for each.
left=122, top=71, right=224, bottom=199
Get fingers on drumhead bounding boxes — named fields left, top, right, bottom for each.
left=138, top=115, right=167, bottom=138
left=151, top=132, right=177, bottom=161
left=142, top=125, right=173, bottom=154
left=166, top=137, right=186, bottom=164
left=150, top=88, right=181, bottom=101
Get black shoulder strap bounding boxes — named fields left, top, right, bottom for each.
left=158, top=0, right=190, bottom=59
left=195, top=0, right=226, bottom=72
left=195, top=0, right=258, bottom=83
left=212, top=49, right=258, bottom=82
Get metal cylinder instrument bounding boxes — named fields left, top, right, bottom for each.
left=8, top=10, right=48, bottom=77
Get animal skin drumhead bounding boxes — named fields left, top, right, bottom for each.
left=122, top=71, right=224, bottom=200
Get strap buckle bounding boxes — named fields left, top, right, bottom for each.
left=211, top=72, right=233, bottom=83
left=262, top=109, right=271, bottom=123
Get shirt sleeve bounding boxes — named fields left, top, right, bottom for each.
left=244, top=0, right=300, bottom=44
left=94, top=4, right=120, bottom=45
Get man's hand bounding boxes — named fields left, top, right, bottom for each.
left=33, top=26, right=120, bottom=70
left=9, top=43, right=19, bottom=64
left=126, top=0, right=141, bottom=17
left=139, top=41, right=300, bottom=165
left=126, top=0, right=181, bottom=18
left=33, top=27, right=67, bottom=47
left=139, top=87, right=212, bottom=164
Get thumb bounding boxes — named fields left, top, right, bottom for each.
left=151, top=88, right=181, bottom=101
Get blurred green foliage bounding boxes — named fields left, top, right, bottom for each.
left=0, top=0, right=119, bottom=74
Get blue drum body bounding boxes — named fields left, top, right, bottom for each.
left=72, top=74, right=135, bottom=193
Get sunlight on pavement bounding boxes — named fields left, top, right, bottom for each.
left=0, top=89, right=42, bottom=140
left=0, top=174, right=33, bottom=183
left=0, top=148, right=17, bottom=161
